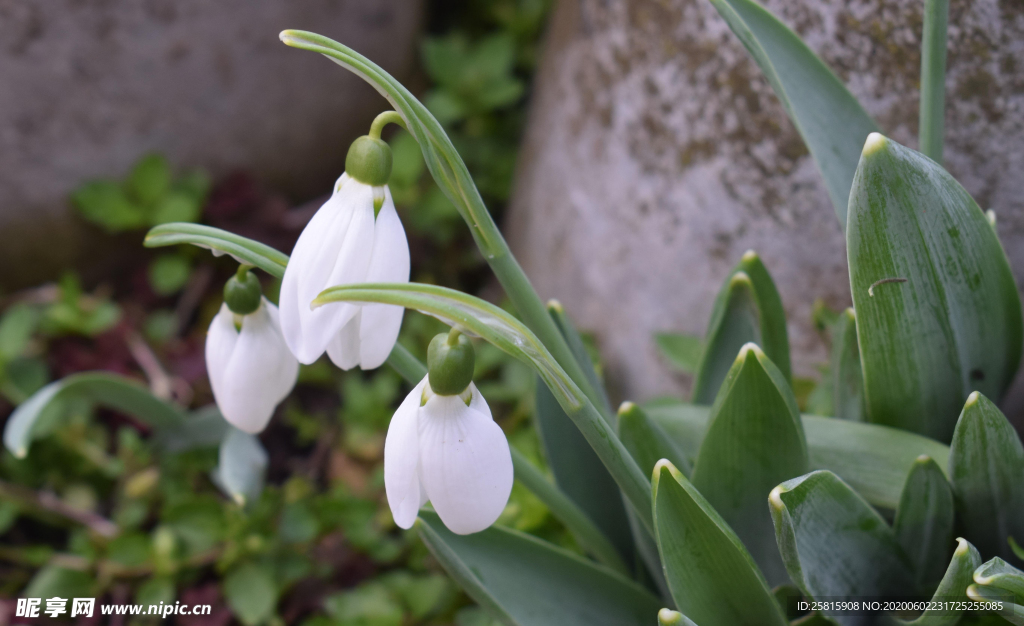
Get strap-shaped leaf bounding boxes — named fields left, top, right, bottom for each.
left=653, top=460, right=787, bottom=626
left=892, top=538, right=981, bottom=626
left=847, top=133, right=1023, bottom=442
left=691, top=343, right=807, bottom=586
left=145, top=223, right=289, bottom=278
left=830, top=309, right=865, bottom=421
left=213, top=427, right=268, bottom=506
left=4, top=372, right=187, bottom=458
left=948, top=392, right=1024, bottom=564
left=974, top=558, right=1024, bottom=604
left=658, top=609, right=699, bottom=626
left=708, top=0, right=879, bottom=228
left=417, top=512, right=662, bottom=626
left=966, top=584, right=1024, bottom=625
left=548, top=301, right=613, bottom=416
left=693, top=251, right=790, bottom=403
left=655, top=333, right=704, bottom=374
left=770, top=471, right=917, bottom=626
left=646, top=401, right=950, bottom=511
left=894, top=456, right=956, bottom=592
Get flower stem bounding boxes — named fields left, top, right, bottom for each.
left=369, top=110, right=407, bottom=139
left=919, top=0, right=948, bottom=164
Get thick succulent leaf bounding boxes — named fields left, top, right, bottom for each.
left=830, top=309, right=865, bottom=421
left=894, top=456, right=956, bottom=591
left=655, top=333, right=704, bottom=374
left=645, top=401, right=950, bottom=511
left=4, top=372, right=186, bottom=458
left=652, top=461, right=788, bottom=626
left=847, top=133, right=1023, bottom=442
left=975, top=559, right=1024, bottom=604
left=967, top=578, right=1024, bottom=625
left=145, top=223, right=289, bottom=278
left=770, top=471, right=917, bottom=626
left=890, top=538, right=981, bottom=626
left=213, top=427, right=268, bottom=506
left=417, top=512, right=662, bottom=626
left=708, top=0, right=879, bottom=227
left=691, top=343, right=807, bottom=586
left=533, top=303, right=634, bottom=563
left=948, top=393, right=1024, bottom=564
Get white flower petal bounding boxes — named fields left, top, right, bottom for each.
left=418, top=392, right=513, bottom=535
left=325, top=309, right=362, bottom=370
left=384, top=377, right=428, bottom=529
left=357, top=196, right=410, bottom=369
left=206, top=304, right=239, bottom=405
left=216, top=300, right=299, bottom=433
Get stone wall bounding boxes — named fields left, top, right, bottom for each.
left=0, top=0, right=422, bottom=289
left=507, top=0, right=1024, bottom=415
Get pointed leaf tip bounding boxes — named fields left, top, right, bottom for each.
left=546, top=299, right=563, bottom=313
left=863, top=132, right=887, bottom=156
left=617, top=401, right=636, bottom=416
left=741, top=249, right=758, bottom=263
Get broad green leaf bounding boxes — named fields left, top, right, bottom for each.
left=830, top=308, right=865, bottom=421
left=618, top=401, right=691, bottom=478
left=894, top=456, right=955, bottom=591
left=948, top=393, right=1024, bottom=564
left=417, top=511, right=662, bottom=626
left=72, top=180, right=146, bottom=232
left=24, top=565, right=94, bottom=600
left=708, top=0, right=879, bottom=228
left=213, top=427, right=268, bottom=506
left=0, top=303, right=39, bottom=362
left=974, top=558, right=1024, bottom=604
left=156, top=405, right=231, bottom=453
left=314, top=282, right=654, bottom=531
left=148, top=253, right=192, bottom=296
left=4, top=372, right=186, bottom=458
left=693, top=251, right=790, bottom=403
left=129, top=153, right=172, bottom=206
left=646, top=401, right=950, bottom=511
left=770, top=471, right=917, bottom=625
left=144, top=223, right=289, bottom=278
left=847, top=134, right=1022, bottom=442
left=224, top=561, right=278, bottom=626
left=652, top=461, right=788, bottom=626
left=891, top=538, right=981, bottom=626
left=691, top=343, right=807, bottom=585
left=655, top=333, right=704, bottom=374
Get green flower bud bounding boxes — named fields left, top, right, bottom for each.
left=223, top=267, right=262, bottom=315
left=427, top=330, right=475, bottom=396
left=345, top=135, right=393, bottom=186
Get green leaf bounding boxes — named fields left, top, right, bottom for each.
left=769, top=471, right=917, bottom=625
left=24, top=565, right=94, bottom=599
left=214, top=427, right=268, bottom=506
left=618, top=401, right=691, bottom=478
left=224, top=561, right=278, bottom=626
left=647, top=400, right=951, bottom=512
left=894, top=456, right=956, bottom=592
left=1013, top=538, right=1024, bottom=561
left=0, top=303, right=39, bottom=361
left=652, top=461, right=788, bottom=626
left=150, top=190, right=202, bottom=225
left=655, top=333, right=704, bottom=374
left=547, top=300, right=613, bottom=415
left=948, top=392, right=1024, bottom=564
left=157, top=404, right=231, bottom=453
left=891, top=538, right=981, bottom=626
left=148, top=253, right=192, bottom=296
left=72, top=180, right=147, bottom=232
left=4, top=372, right=186, bottom=458
left=966, top=584, right=1024, bottom=625
left=974, top=558, right=1024, bottom=604
left=658, top=609, right=699, bottom=626
left=691, top=343, right=807, bottom=586
left=144, top=223, right=289, bottom=278
left=693, top=251, right=790, bottom=403
left=847, top=134, right=1023, bottom=442
left=129, top=153, right=172, bottom=206
left=708, top=0, right=879, bottom=228
left=324, top=581, right=404, bottom=626
left=830, top=308, right=865, bottom=421
left=417, top=511, right=662, bottom=626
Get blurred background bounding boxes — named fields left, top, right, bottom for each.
left=0, top=0, right=1021, bottom=624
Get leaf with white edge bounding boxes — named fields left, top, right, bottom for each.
left=145, top=223, right=289, bottom=278
left=645, top=400, right=951, bottom=512
left=967, top=579, right=1024, bottom=626
left=847, top=133, right=1022, bottom=442
left=890, top=538, right=981, bottom=626
left=831, top=309, right=865, bottom=421
left=4, top=372, right=186, bottom=458
left=894, top=456, right=956, bottom=592
left=974, top=558, right=1024, bottom=604
left=655, top=333, right=704, bottom=374
left=770, top=471, right=917, bottom=626
left=653, top=460, right=788, bottom=626
left=213, top=427, right=268, bottom=506
left=708, top=0, right=879, bottom=228
left=417, top=511, right=662, bottom=626
left=658, top=609, right=699, bottom=626
left=691, top=343, right=807, bottom=586
left=949, top=392, right=1024, bottom=564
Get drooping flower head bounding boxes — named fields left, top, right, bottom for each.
left=384, top=330, right=513, bottom=535
left=279, top=132, right=410, bottom=369
left=206, top=267, right=299, bottom=433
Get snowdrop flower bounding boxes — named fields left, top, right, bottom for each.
left=385, top=330, right=513, bottom=535
left=206, top=268, right=299, bottom=434
left=280, top=133, right=410, bottom=369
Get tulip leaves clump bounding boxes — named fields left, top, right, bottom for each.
left=6, top=1, right=1024, bottom=625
